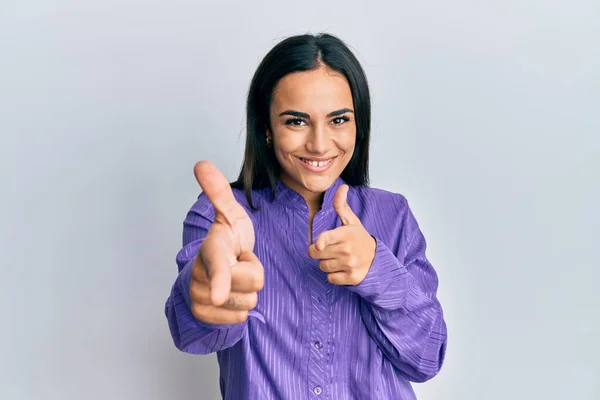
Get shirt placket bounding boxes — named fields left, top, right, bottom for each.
left=306, top=211, right=334, bottom=399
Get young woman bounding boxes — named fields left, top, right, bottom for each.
left=165, top=33, right=448, bottom=399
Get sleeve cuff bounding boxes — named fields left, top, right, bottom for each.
left=345, top=237, right=410, bottom=309
left=178, top=257, right=195, bottom=310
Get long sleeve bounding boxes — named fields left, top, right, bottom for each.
left=164, top=194, right=248, bottom=354
left=345, top=203, right=448, bottom=383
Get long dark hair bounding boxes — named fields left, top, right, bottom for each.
left=232, top=33, right=371, bottom=209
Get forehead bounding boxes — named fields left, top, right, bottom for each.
left=271, top=67, right=353, bottom=113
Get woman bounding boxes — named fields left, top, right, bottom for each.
left=165, top=33, right=447, bottom=399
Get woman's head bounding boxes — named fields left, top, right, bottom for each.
left=234, top=33, right=371, bottom=207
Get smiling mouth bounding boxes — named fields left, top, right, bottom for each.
left=299, top=157, right=336, bottom=167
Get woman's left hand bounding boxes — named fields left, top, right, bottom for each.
left=308, top=184, right=377, bottom=286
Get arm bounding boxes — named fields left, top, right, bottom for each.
left=346, top=201, right=448, bottom=382
left=164, top=195, right=248, bottom=354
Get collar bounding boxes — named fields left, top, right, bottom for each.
left=273, top=176, right=345, bottom=212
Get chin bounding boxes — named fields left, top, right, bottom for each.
left=301, top=173, right=339, bottom=193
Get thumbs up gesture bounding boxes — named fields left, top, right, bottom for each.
left=189, top=161, right=264, bottom=325
left=308, top=185, right=377, bottom=286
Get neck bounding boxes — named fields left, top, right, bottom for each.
left=304, top=191, right=323, bottom=245
left=277, top=174, right=328, bottom=245
left=306, top=192, right=325, bottom=218
left=279, top=174, right=325, bottom=215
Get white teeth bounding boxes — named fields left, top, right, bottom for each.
left=302, top=158, right=332, bottom=168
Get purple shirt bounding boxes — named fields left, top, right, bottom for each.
left=165, top=177, right=447, bottom=399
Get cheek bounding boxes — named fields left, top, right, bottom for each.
left=272, top=136, right=298, bottom=162
left=339, top=130, right=357, bottom=155
left=336, top=133, right=356, bottom=169
left=347, top=137, right=357, bottom=152
left=273, top=132, right=302, bottom=153
left=274, top=150, right=294, bottom=167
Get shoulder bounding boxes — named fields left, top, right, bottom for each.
left=190, top=185, right=267, bottom=221
left=348, top=184, right=410, bottom=216
left=347, top=185, right=422, bottom=250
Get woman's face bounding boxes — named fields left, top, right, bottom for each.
left=268, top=66, right=356, bottom=201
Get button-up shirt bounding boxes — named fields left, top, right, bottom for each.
left=165, top=177, right=448, bottom=399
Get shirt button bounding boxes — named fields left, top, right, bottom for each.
left=314, top=341, right=323, bottom=349
left=313, top=386, right=322, bottom=395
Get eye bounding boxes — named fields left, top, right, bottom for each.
left=285, top=118, right=306, bottom=127
left=331, top=115, right=350, bottom=125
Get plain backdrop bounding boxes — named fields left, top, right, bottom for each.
left=1, top=1, right=599, bottom=399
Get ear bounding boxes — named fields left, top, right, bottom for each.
left=264, top=124, right=273, bottom=138
left=265, top=129, right=273, bottom=148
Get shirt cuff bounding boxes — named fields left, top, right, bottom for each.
left=345, top=237, right=409, bottom=309
left=178, top=257, right=195, bottom=310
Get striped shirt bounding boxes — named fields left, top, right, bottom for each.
left=165, top=177, right=447, bottom=399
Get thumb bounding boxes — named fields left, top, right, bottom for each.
left=333, top=184, right=361, bottom=226
left=194, top=160, right=238, bottom=221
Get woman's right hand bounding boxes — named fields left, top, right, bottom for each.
left=189, top=161, right=264, bottom=325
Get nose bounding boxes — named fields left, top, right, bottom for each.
left=306, top=125, right=328, bottom=154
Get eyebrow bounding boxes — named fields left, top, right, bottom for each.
left=278, top=108, right=354, bottom=119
